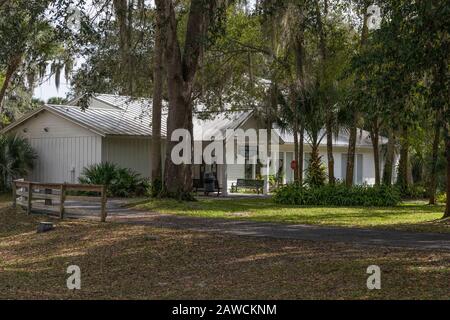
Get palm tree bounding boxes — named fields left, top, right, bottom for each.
left=269, top=0, right=312, bottom=183
left=0, top=135, right=36, bottom=191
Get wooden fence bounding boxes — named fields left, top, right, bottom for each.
left=12, top=180, right=107, bottom=222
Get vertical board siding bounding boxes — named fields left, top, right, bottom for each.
left=102, top=137, right=152, bottom=179
left=9, top=110, right=103, bottom=183
left=28, top=136, right=102, bottom=183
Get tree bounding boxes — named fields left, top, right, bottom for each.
left=155, top=0, right=229, bottom=198
left=345, top=0, right=370, bottom=187
left=0, top=0, right=72, bottom=124
left=71, top=1, right=154, bottom=98
left=151, top=4, right=163, bottom=196
left=304, top=88, right=327, bottom=186
left=47, top=97, right=68, bottom=105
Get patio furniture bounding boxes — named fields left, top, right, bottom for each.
left=231, top=179, right=264, bottom=194
left=193, top=178, right=222, bottom=197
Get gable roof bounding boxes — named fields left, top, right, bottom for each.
left=2, top=94, right=387, bottom=146
left=1, top=94, right=253, bottom=140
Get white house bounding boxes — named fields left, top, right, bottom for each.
left=1, top=94, right=389, bottom=193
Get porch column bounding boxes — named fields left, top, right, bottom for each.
left=263, top=159, right=270, bottom=195
left=222, top=163, right=228, bottom=196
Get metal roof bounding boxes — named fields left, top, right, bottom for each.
left=2, top=94, right=386, bottom=146
left=43, top=95, right=252, bottom=139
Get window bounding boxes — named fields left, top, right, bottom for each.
left=356, top=154, right=363, bottom=184
left=304, top=153, right=312, bottom=175
left=244, top=145, right=257, bottom=179
left=341, top=154, right=364, bottom=184
left=285, top=152, right=294, bottom=183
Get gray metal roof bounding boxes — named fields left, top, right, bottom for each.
left=46, top=104, right=154, bottom=136
left=3, top=94, right=385, bottom=146
left=45, top=94, right=252, bottom=139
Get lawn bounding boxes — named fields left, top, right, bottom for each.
left=133, top=198, right=450, bottom=233
left=1, top=197, right=450, bottom=300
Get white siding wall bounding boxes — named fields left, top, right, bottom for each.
left=10, top=110, right=102, bottom=183
left=102, top=137, right=152, bottom=178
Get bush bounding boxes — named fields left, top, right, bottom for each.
left=305, top=153, right=327, bottom=187
left=79, top=162, right=149, bottom=198
left=273, top=183, right=402, bottom=207
left=399, top=185, right=428, bottom=199
left=0, top=134, right=37, bottom=191
left=437, top=192, right=447, bottom=204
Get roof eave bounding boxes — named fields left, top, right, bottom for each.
left=0, top=106, right=46, bottom=135
left=43, top=105, right=107, bottom=137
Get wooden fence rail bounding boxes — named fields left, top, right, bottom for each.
left=12, top=180, right=107, bottom=222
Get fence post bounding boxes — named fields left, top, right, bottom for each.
left=12, top=181, right=16, bottom=209
left=45, top=188, right=53, bottom=206
left=27, top=182, right=33, bottom=215
left=100, top=185, right=107, bottom=222
left=59, top=183, right=66, bottom=219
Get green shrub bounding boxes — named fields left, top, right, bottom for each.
left=0, top=134, right=37, bottom=191
left=437, top=192, right=447, bottom=204
left=149, top=178, right=163, bottom=198
left=79, top=162, right=149, bottom=198
left=273, top=183, right=401, bottom=207
left=399, top=185, right=428, bottom=199
left=305, top=153, right=327, bottom=187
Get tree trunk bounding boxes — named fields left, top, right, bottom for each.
left=382, top=128, right=396, bottom=185
left=163, top=79, right=193, bottom=197
left=290, top=87, right=300, bottom=183
left=314, top=0, right=334, bottom=184
left=156, top=0, right=218, bottom=198
left=326, top=117, right=334, bottom=185
left=429, top=113, right=441, bottom=205
left=346, top=117, right=357, bottom=187
left=345, top=4, right=369, bottom=187
left=113, top=0, right=133, bottom=95
left=397, top=125, right=409, bottom=191
left=293, top=115, right=300, bottom=183
left=0, top=53, right=22, bottom=116
left=444, top=123, right=450, bottom=218
left=151, top=5, right=164, bottom=196
left=370, top=119, right=381, bottom=186
left=299, top=124, right=304, bottom=184
left=294, top=27, right=306, bottom=185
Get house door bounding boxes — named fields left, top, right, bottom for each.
left=285, top=152, right=294, bottom=183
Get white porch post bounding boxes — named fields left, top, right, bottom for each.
left=263, top=158, right=270, bottom=195
left=222, top=163, right=228, bottom=196
left=222, top=138, right=231, bottom=197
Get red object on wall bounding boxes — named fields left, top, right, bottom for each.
left=290, top=160, right=297, bottom=170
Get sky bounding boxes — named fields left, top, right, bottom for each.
left=34, top=74, right=71, bottom=102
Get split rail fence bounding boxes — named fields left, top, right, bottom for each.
left=12, top=180, right=107, bottom=222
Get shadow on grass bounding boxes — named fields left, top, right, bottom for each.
left=130, top=198, right=448, bottom=233
left=1, top=211, right=450, bottom=299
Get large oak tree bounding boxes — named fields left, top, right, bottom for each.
left=155, top=0, right=228, bottom=197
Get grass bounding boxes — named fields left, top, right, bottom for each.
left=0, top=197, right=449, bottom=300
left=132, top=198, right=450, bottom=233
